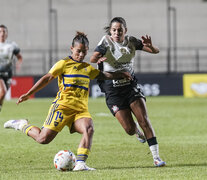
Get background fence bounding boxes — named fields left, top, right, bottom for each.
left=1, top=0, right=207, bottom=76
left=14, top=46, right=207, bottom=76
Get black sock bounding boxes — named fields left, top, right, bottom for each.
left=147, top=137, right=158, bottom=146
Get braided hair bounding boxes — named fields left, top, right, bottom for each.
left=72, top=31, right=89, bottom=47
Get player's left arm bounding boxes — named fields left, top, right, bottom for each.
left=14, top=48, right=23, bottom=72
left=141, top=35, right=159, bottom=54
left=16, top=53, right=23, bottom=63
left=96, top=71, right=132, bottom=80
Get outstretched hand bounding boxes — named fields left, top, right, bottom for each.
left=97, top=57, right=107, bottom=64
left=141, top=35, right=152, bottom=48
left=17, top=94, right=30, bottom=104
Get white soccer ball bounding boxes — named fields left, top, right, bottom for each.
left=54, top=150, right=76, bottom=171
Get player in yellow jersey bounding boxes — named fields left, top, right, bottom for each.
left=4, top=31, right=131, bottom=171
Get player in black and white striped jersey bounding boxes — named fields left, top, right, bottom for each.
left=90, top=17, right=166, bottom=167
left=0, top=24, right=22, bottom=111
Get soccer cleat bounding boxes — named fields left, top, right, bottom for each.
left=135, top=122, right=146, bottom=143
left=73, top=161, right=96, bottom=171
left=4, top=119, right=28, bottom=131
left=154, top=157, right=166, bottom=167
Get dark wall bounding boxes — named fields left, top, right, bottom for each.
left=34, top=76, right=58, bottom=98
left=136, top=74, right=183, bottom=96
left=90, top=73, right=183, bottom=97
left=11, top=74, right=183, bottom=98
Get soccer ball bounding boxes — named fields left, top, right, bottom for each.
left=54, top=150, right=76, bottom=171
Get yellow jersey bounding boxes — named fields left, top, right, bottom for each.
left=49, top=56, right=100, bottom=111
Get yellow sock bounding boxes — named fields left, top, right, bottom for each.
left=22, top=124, right=34, bottom=135
left=76, top=148, right=90, bottom=162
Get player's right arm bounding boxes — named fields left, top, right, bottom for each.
left=90, top=51, right=107, bottom=64
left=17, top=73, right=55, bottom=104
left=17, top=60, right=65, bottom=104
left=90, top=37, right=107, bottom=64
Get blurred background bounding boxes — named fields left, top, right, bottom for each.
left=1, top=0, right=207, bottom=97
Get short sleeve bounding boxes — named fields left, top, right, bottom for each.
left=94, top=36, right=107, bottom=55
left=88, top=65, right=100, bottom=80
left=13, top=47, right=20, bottom=55
left=49, top=60, right=65, bottom=78
left=11, top=41, right=20, bottom=55
left=130, top=36, right=144, bottom=50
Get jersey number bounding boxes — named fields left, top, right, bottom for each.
left=54, top=111, right=63, bottom=126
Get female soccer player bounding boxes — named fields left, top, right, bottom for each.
left=0, top=24, right=22, bottom=112
left=90, top=17, right=166, bottom=167
left=4, top=31, right=131, bottom=171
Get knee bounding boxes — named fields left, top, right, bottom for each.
left=124, top=127, right=135, bottom=136
left=82, top=123, right=94, bottom=137
left=87, top=124, right=94, bottom=136
left=36, top=136, right=51, bottom=144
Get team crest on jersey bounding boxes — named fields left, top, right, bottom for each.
left=73, top=66, right=87, bottom=71
left=112, top=105, right=119, bottom=113
left=120, top=48, right=127, bottom=54
left=120, top=47, right=130, bottom=54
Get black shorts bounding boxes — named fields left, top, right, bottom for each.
left=105, top=83, right=146, bottom=116
left=0, top=71, right=12, bottom=90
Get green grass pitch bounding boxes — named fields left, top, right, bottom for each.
left=0, top=96, right=207, bottom=180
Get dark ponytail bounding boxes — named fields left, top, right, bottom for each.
left=72, top=31, right=89, bottom=47
left=0, top=24, right=8, bottom=32
left=104, top=17, right=127, bottom=35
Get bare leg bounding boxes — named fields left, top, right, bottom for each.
left=115, top=109, right=137, bottom=136
left=130, top=98, right=155, bottom=139
left=27, top=127, right=58, bottom=144
left=72, top=117, right=96, bottom=171
left=72, top=117, right=94, bottom=149
left=130, top=98, right=166, bottom=166
left=0, top=79, right=7, bottom=107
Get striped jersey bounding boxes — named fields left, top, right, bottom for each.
left=94, top=35, right=143, bottom=88
left=95, top=35, right=143, bottom=74
left=0, top=40, right=20, bottom=72
left=49, top=56, right=100, bottom=111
